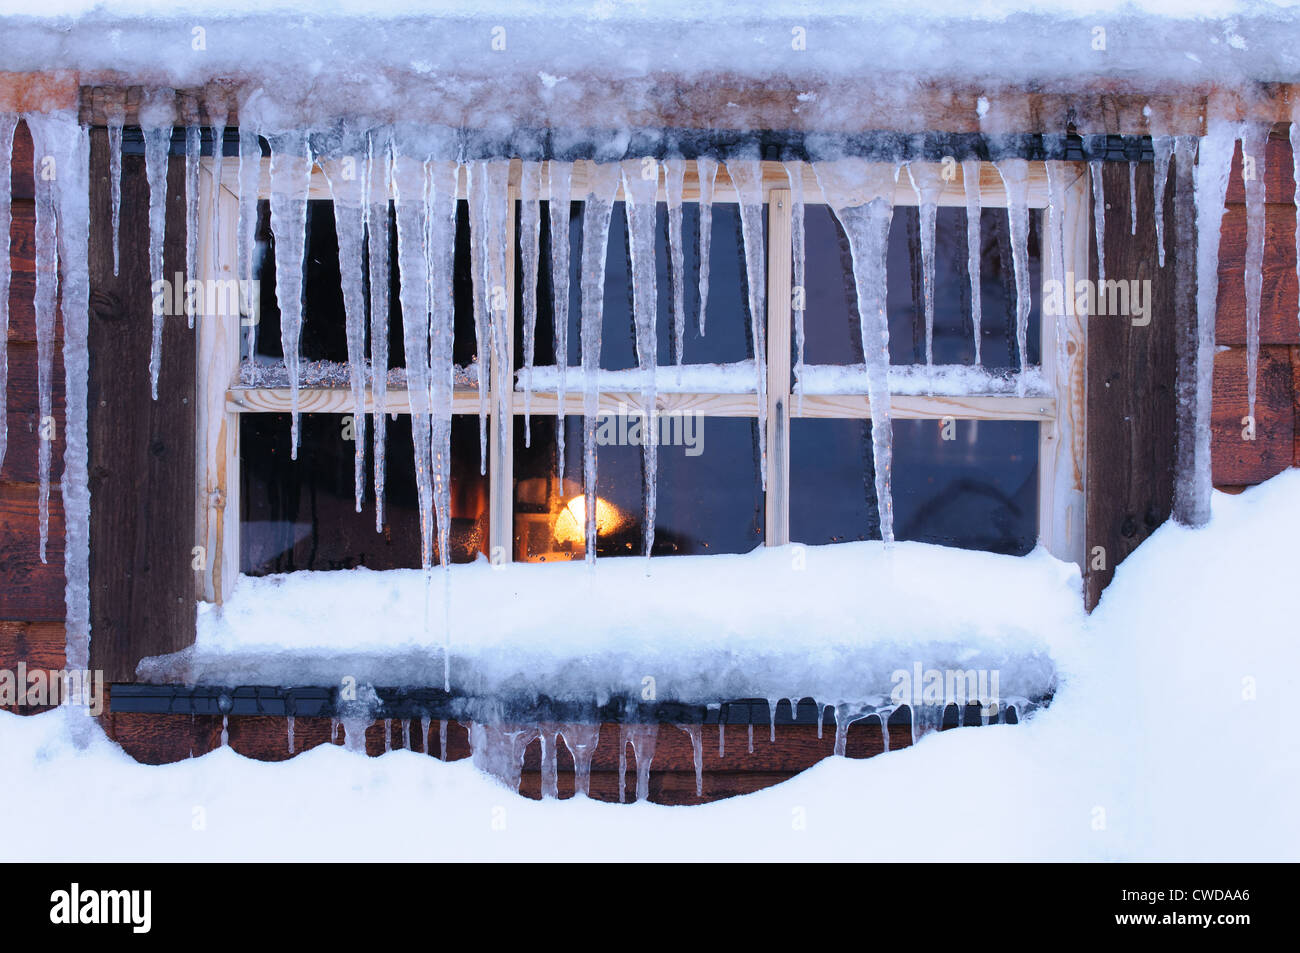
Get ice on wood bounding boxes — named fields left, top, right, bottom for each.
left=105, top=102, right=124, bottom=278
left=618, top=723, right=658, bottom=803
left=184, top=122, right=201, bottom=327
left=1240, top=121, right=1269, bottom=427
left=0, top=114, right=14, bottom=474
left=1152, top=135, right=1173, bottom=268
left=1088, top=159, right=1106, bottom=285
left=559, top=723, right=599, bottom=798
left=206, top=97, right=228, bottom=277
left=139, top=92, right=175, bottom=401
left=1293, top=113, right=1300, bottom=332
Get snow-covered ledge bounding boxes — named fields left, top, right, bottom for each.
left=139, top=541, right=1081, bottom=725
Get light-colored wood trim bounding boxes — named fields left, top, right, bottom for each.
left=218, top=157, right=1049, bottom=209
left=195, top=164, right=242, bottom=605
left=227, top=385, right=1056, bottom=421
left=1039, top=162, right=1090, bottom=568
left=765, top=188, right=793, bottom=546
left=488, top=183, right=517, bottom=563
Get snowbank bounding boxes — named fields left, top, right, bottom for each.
left=5, top=471, right=1300, bottom=859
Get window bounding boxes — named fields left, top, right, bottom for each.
left=195, top=155, right=1087, bottom=603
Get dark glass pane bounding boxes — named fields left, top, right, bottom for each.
left=250, top=199, right=478, bottom=371
left=512, top=414, right=763, bottom=560
left=789, top=418, right=1038, bottom=555
left=240, top=413, right=488, bottom=573
left=517, top=201, right=757, bottom=372
left=801, top=204, right=1042, bottom=372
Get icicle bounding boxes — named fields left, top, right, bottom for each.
left=331, top=718, right=340, bottom=743
left=547, top=161, right=574, bottom=482
left=1192, top=123, right=1238, bottom=523
left=747, top=724, right=754, bottom=753
left=322, top=143, right=369, bottom=514
left=768, top=697, right=778, bottom=743
left=1241, top=122, right=1270, bottom=428
left=206, top=99, right=228, bottom=277
left=1089, top=159, right=1106, bottom=284
left=184, top=121, right=201, bottom=328
left=1045, top=162, right=1070, bottom=377
left=0, top=114, right=14, bottom=474
left=718, top=721, right=725, bottom=757
left=677, top=724, right=704, bottom=798
left=816, top=703, right=824, bottom=739
left=342, top=716, right=371, bottom=754
left=621, top=158, right=660, bottom=557
left=785, top=162, right=807, bottom=411
left=1128, top=160, right=1138, bottom=236
left=367, top=131, right=392, bottom=531
left=472, top=724, right=543, bottom=792
left=220, top=715, right=229, bottom=747
left=813, top=159, right=899, bottom=543
left=428, top=160, right=459, bottom=577
left=519, top=161, right=543, bottom=446
left=619, top=723, right=658, bottom=803
left=994, top=159, right=1032, bottom=395
left=392, top=150, right=435, bottom=568
left=421, top=714, right=432, bottom=754
left=1293, top=115, right=1300, bottom=333
left=908, top=162, right=945, bottom=366
left=724, top=159, right=769, bottom=488
left=402, top=718, right=411, bottom=750
left=266, top=131, right=313, bottom=456
left=832, top=703, right=858, bottom=757
left=384, top=718, right=392, bottom=752
left=286, top=715, right=295, bottom=754
left=1153, top=136, right=1173, bottom=268
left=961, top=158, right=983, bottom=365
left=664, top=159, right=687, bottom=367
left=105, top=104, right=125, bottom=278
left=237, top=123, right=262, bottom=370
left=878, top=710, right=891, bottom=752
left=467, top=163, right=490, bottom=468
left=538, top=725, right=560, bottom=799
left=440, top=719, right=448, bottom=760
left=579, top=161, right=622, bottom=562
left=140, top=95, right=175, bottom=400
left=559, top=723, right=599, bottom=798
left=31, top=122, right=59, bottom=561
left=696, top=157, right=719, bottom=334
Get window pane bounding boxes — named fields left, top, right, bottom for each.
left=249, top=199, right=479, bottom=372
left=789, top=418, right=1038, bottom=555
left=517, top=201, right=758, bottom=372
left=512, top=414, right=763, bottom=560
left=240, top=413, right=488, bottom=573
left=801, top=203, right=1042, bottom=372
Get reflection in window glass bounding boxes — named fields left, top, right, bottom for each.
left=517, top=201, right=758, bottom=372
left=800, top=203, right=1042, bottom=371
left=240, top=413, right=488, bottom=574
left=789, top=418, right=1038, bottom=555
left=513, top=414, right=763, bottom=560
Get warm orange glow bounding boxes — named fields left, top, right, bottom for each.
left=553, top=494, right=622, bottom=545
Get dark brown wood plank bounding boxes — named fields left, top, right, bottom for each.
left=1211, top=344, right=1295, bottom=485
left=10, top=120, right=33, bottom=201
left=0, top=482, right=65, bottom=622
left=1085, top=160, right=1179, bottom=610
left=7, top=200, right=39, bottom=345
left=1, top=341, right=65, bottom=485
left=1294, top=345, right=1300, bottom=467
left=1215, top=203, right=1299, bottom=346
left=87, top=129, right=196, bottom=682
left=0, top=620, right=65, bottom=674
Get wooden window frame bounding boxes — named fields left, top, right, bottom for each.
left=195, top=158, right=1088, bottom=605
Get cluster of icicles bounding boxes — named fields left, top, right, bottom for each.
left=2, top=99, right=1297, bottom=702
left=210, top=699, right=1028, bottom=801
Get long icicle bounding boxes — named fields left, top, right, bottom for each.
left=237, top=121, right=262, bottom=371
left=664, top=159, right=687, bottom=367
left=467, top=162, right=490, bottom=471
left=813, top=159, right=899, bottom=543
left=106, top=102, right=125, bottom=278
left=519, top=161, right=543, bottom=447
left=622, top=158, right=660, bottom=558
left=0, top=114, right=15, bottom=473
left=31, top=118, right=61, bottom=561
left=1089, top=158, right=1106, bottom=284
left=367, top=130, right=392, bottom=530
left=907, top=161, right=946, bottom=367
left=696, top=157, right=719, bottom=335
left=1241, top=121, right=1270, bottom=429
left=547, top=160, right=573, bottom=483
left=784, top=161, right=807, bottom=412
left=139, top=92, right=175, bottom=400
left=1153, top=135, right=1174, bottom=268
left=184, top=117, right=202, bottom=328
left=428, top=159, right=459, bottom=582
left=206, top=96, right=229, bottom=278
left=995, top=159, right=1032, bottom=395
left=961, top=158, right=983, bottom=365
left=723, top=158, right=768, bottom=489
left=580, top=161, right=622, bottom=562
left=1292, top=112, right=1300, bottom=335
left=266, top=131, right=313, bottom=457
left=1128, top=160, right=1138, bottom=236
